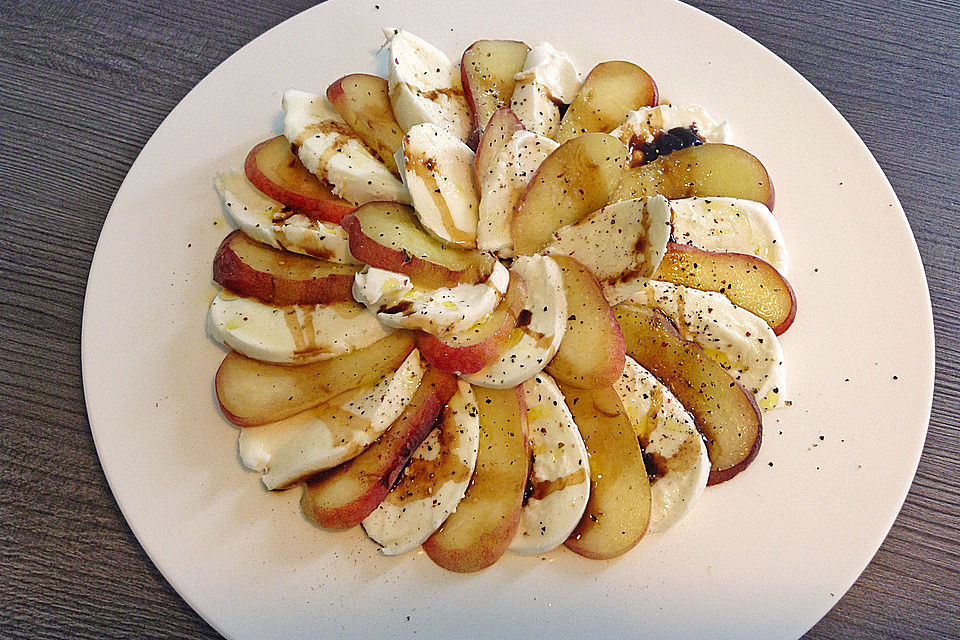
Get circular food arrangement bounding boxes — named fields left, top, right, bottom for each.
left=206, top=29, right=796, bottom=573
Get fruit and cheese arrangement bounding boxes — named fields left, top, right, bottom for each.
left=206, top=29, right=796, bottom=572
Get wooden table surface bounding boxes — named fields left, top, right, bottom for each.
left=2, top=0, right=957, bottom=637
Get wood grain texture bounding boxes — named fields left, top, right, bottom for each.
left=1, top=1, right=956, bottom=638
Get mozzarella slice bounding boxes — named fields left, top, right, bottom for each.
left=510, top=43, right=581, bottom=139
left=352, top=263, right=508, bottom=336
left=669, top=197, right=789, bottom=274
left=351, top=267, right=415, bottom=309
left=386, top=29, right=472, bottom=143
left=510, top=373, right=589, bottom=555
left=207, top=291, right=392, bottom=364
left=626, top=280, right=786, bottom=409
left=462, top=255, right=566, bottom=388
left=546, top=195, right=672, bottom=305
left=362, top=380, right=480, bottom=555
left=400, top=123, right=479, bottom=247
left=614, top=356, right=709, bottom=535
left=611, top=104, right=730, bottom=151
left=238, top=350, right=425, bottom=490
left=477, top=130, right=558, bottom=256
left=216, top=170, right=358, bottom=264
left=282, top=89, right=410, bottom=206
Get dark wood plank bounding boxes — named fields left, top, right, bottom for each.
left=1, top=1, right=956, bottom=638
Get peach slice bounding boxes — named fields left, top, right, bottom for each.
left=546, top=256, right=626, bottom=389
left=512, top=133, right=627, bottom=255
left=557, top=60, right=658, bottom=143
left=474, top=107, right=525, bottom=190
left=561, top=383, right=651, bottom=560
left=461, top=40, right=530, bottom=144
left=213, top=230, right=357, bottom=305
left=341, top=202, right=496, bottom=289
left=415, top=277, right=524, bottom=374
left=614, top=304, right=762, bottom=484
left=300, top=366, right=459, bottom=530
left=422, top=385, right=529, bottom=572
left=416, top=305, right=514, bottom=375
left=362, top=380, right=480, bottom=555
left=326, top=73, right=404, bottom=175
left=215, top=332, right=415, bottom=426
left=653, top=242, right=797, bottom=334
left=611, top=143, right=775, bottom=210
left=243, top=136, right=354, bottom=224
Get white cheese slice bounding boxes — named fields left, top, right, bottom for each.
left=669, top=197, right=788, bottom=274
left=519, top=43, right=581, bottom=104
left=400, top=122, right=479, bottom=247
left=611, top=104, right=731, bottom=150
left=546, top=195, right=672, bottom=305
left=510, top=372, right=589, bottom=555
left=461, top=255, right=566, bottom=388
left=282, top=89, right=410, bottom=206
left=216, top=170, right=358, bottom=264
left=351, top=267, right=415, bottom=310
left=510, top=43, right=581, bottom=139
left=353, top=262, right=509, bottom=336
left=362, top=380, right=480, bottom=555
left=238, top=350, right=425, bottom=490
left=613, top=356, right=710, bottom=535
left=386, top=29, right=472, bottom=143
left=207, top=291, right=392, bottom=364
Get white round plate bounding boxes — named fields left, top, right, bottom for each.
left=82, top=0, right=934, bottom=638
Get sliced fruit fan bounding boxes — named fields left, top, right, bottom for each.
left=206, top=30, right=796, bottom=572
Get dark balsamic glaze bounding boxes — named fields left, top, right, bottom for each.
left=631, top=126, right=704, bottom=166
left=380, top=299, right=414, bottom=315
left=516, top=309, right=533, bottom=327
left=642, top=448, right=667, bottom=481
left=522, top=450, right=536, bottom=506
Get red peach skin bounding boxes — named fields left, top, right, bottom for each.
left=301, top=366, right=459, bottom=530
left=213, top=230, right=356, bottom=305
left=243, top=136, right=354, bottom=223
left=614, top=305, right=762, bottom=484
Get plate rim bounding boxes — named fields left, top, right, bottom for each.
left=81, top=0, right=936, bottom=637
